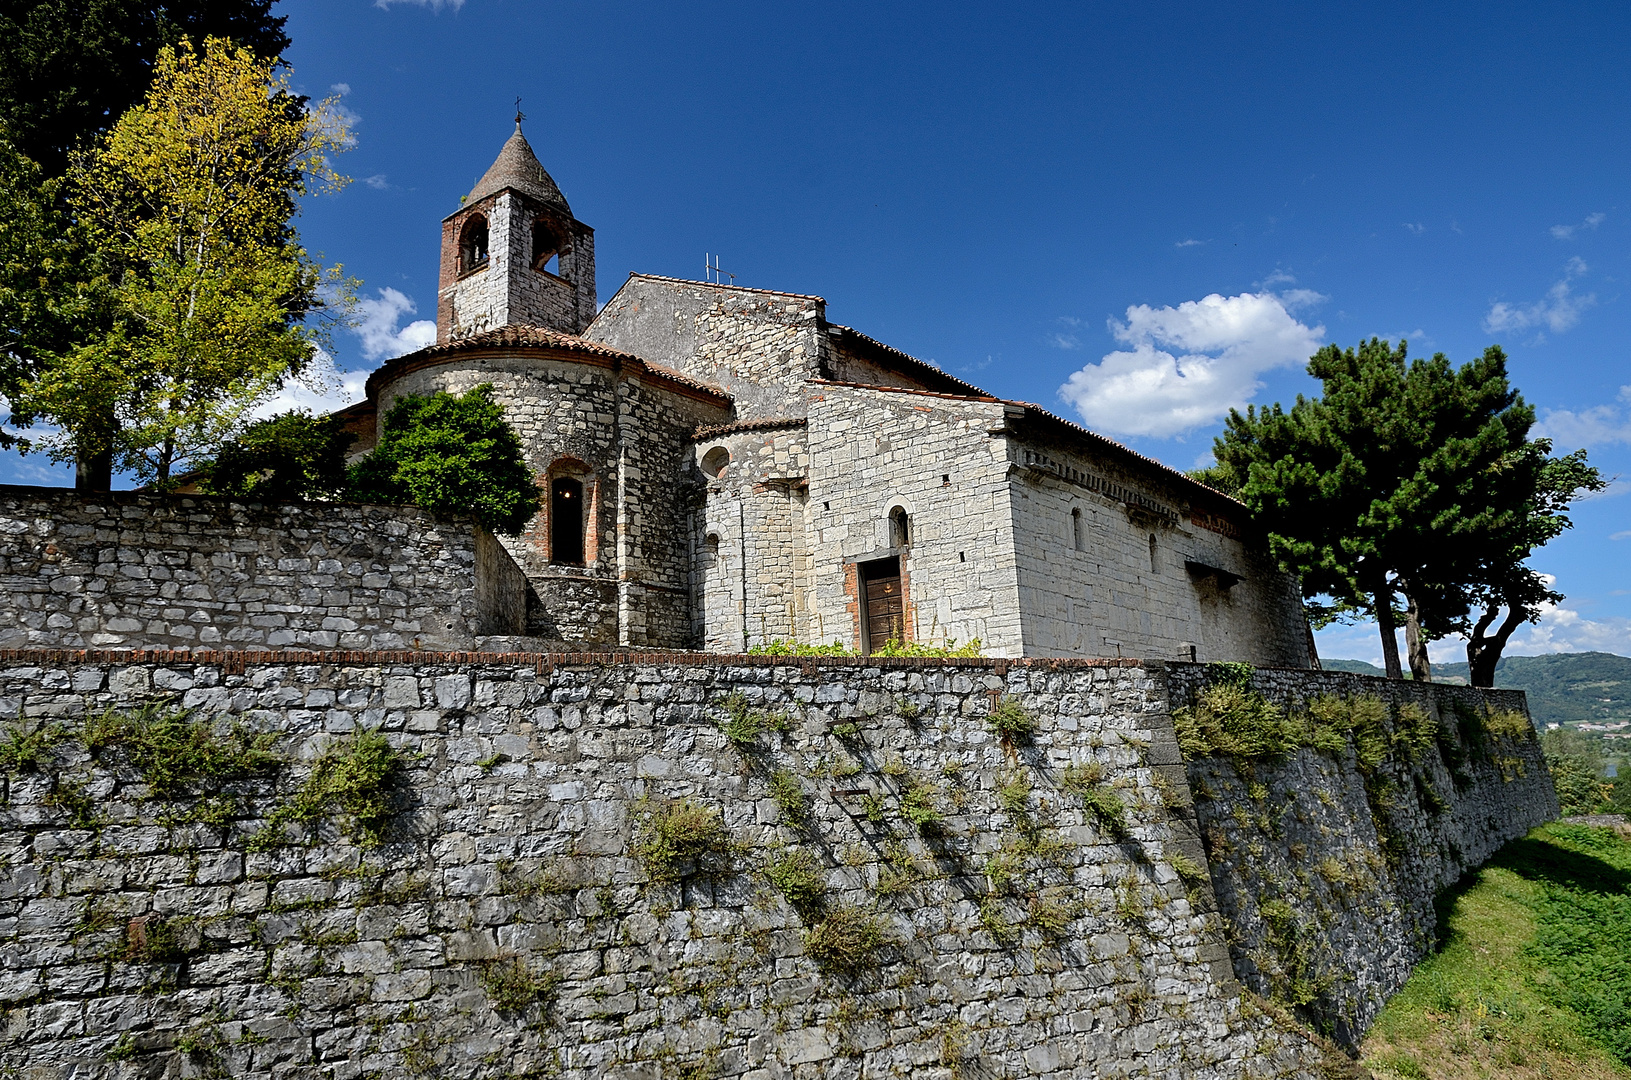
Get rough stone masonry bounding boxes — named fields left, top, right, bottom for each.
left=0, top=650, right=1551, bottom=1078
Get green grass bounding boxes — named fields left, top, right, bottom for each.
left=1362, top=823, right=1631, bottom=1080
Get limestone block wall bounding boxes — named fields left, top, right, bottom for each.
left=1168, top=664, right=1557, bottom=1048
left=438, top=191, right=513, bottom=342
left=1007, top=440, right=1311, bottom=667
left=0, top=651, right=1352, bottom=1080
left=0, top=488, right=522, bottom=651
left=695, top=422, right=814, bottom=650
left=588, top=276, right=828, bottom=420
left=805, top=385, right=1026, bottom=655
left=376, top=352, right=730, bottom=648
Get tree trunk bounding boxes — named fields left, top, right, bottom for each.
left=1375, top=586, right=1403, bottom=680
left=74, top=447, right=112, bottom=491
left=1467, top=601, right=1525, bottom=687
left=1404, top=593, right=1432, bottom=682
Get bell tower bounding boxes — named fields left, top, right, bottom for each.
left=436, top=117, right=597, bottom=342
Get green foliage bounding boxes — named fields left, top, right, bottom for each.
left=1207, top=661, right=1257, bottom=688
left=1363, top=824, right=1631, bottom=1076
left=765, top=847, right=826, bottom=915
left=16, top=39, right=353, bottom=485
left=898, top=774, right=943, bottom=833
left=201, top=410, right=354, bottom=501
left=803, top=903, right=892, bottom=975
left=84, top=703, right=279, bottom=798
left=768, top=769, right=807, bottom=828
left=0, top=718, right=64, bottom=773
left=634, top=799, right=735, bottom=885
left=1080, top=786, right=1129, bottom=836
left=1168, top=850, right=1208, bottom=885
left=1027, top=893, right=1084, bottom=939
left=718, top=692, right=791, bottom=749
left=745, top=637, right=983, bottom=657
left=478, top=954, right=559, bottom=1014
left=745, top=639, right=851, bottom=655
left=1542, top=728, right=1614, bottom=817
left=1173, top=683, right=1296, bottom=760
left=1059, top=761, right=1105, bottom=793
left=255, top=729, right=401, bottom=847
left=1212, top=336, right=1599, bottom=680
left=996, top=770, right=1031, bottom=816
left=987, top=697, right=1038, bottom=743
left=0, top=1, right=290, bottom=176
left=347, top=384, right=541, bottom=535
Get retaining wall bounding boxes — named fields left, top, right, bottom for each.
left=1169, top=666, right=1556, bottom=1047
left=0, top=652, right=1552, bottom=1078
left=0, top=488, right=527, bottom=652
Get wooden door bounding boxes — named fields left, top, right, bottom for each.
left=861, top=557, right=903, bottom=653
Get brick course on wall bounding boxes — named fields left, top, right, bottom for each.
left=0, top=489, right=523, bottom=652
left=0, top=650, right=1553, bottom=1078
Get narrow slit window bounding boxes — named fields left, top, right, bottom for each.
left=1072, top=508, right=1084, bottom=551
left=551, top=477, right=585, bottom=565
left=889, top=506, right=910, bottom=548
left=1148, top=533, right=1158, bottom=573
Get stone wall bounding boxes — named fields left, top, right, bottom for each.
left=375, top=351, right=731, bottom=648
left=589, top=276, right=829, bottom=421
left=1006, top=436, right=1311, bottom=668
left=805, top=384, right=1025, bottom=655
left=0, top=651, right=1375, bottom=1080
left=1168, top=664, right=1556, bottom=1048
left=0, top=488, right=525, bottom=652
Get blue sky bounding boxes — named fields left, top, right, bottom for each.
left=9, top=0, right=1628, bottom=664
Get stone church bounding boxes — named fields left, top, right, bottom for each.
left=345, top=123, right=1315, bottom=666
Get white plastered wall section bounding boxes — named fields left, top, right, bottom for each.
left=1005, top=437, right=1312, bottom=666
left=805, top=386, right=1025, bottom=656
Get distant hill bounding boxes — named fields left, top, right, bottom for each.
left=1317, top=652, right=1631, bottom=728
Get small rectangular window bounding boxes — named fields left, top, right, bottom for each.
left=1072, top=508, right=1084, bottom=552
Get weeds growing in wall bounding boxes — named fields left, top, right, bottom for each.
left=0, top=705, right=405, bottom=846
left=634, top=798, right=739, bottom=885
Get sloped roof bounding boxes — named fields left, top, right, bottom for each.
left=365, top=324, right=731, bottom=403
left=466, top=125, right=572, bottom=217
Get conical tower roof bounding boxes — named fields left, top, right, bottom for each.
left=466, top=123, right=572, bottom=216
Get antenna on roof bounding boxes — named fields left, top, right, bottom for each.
left=704, top=253, right=736, bottom=287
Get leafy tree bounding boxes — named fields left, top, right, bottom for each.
left=0, top=0, right=290, bottom=176
left=200, top=410, right=353, bottom=502
left=12, top=38, right=352, bottom=487
left=0, top=130, right=114, bottom=461
left=1212, top=338, right=1596, bottom=683
left=347, top=385, right=541, bottom=535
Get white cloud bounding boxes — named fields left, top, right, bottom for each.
left=1535, top=384, right=1631, bottom=448
left=1550, top=212, right=1606, bottom=240
left=1505, top=601, right=1631, bottom=657
left=1484, top=257, right=1596, bottom=334
left=355, top=288, right=437, bottom=361
left=1175, top=239, right=1205, bottom=248
left=1404, top=222, right=1426, bottom=234
left=1057, top=291, right=1326, bottom=438
left=362, top=174, right=390, bottom=190
left=253, top=349, right=367, bottom=420
left=375, top=0, right=465, bottom=9
left=1613, top=530, right=1631, bottom=541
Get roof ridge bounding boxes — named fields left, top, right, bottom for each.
left=624, top=272, right=827, bottom=304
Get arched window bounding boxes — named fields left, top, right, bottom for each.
left=889, top=506, right=910, bottom=548
left=460, top=215, right=489, bottom=273
left=551, top=477, right=585, bottom=565
left=532, top=219, right=565, bottom=274
left=1072, top=508, right=1084, bottom=551
left=701, top=446, right=731, bottom=478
